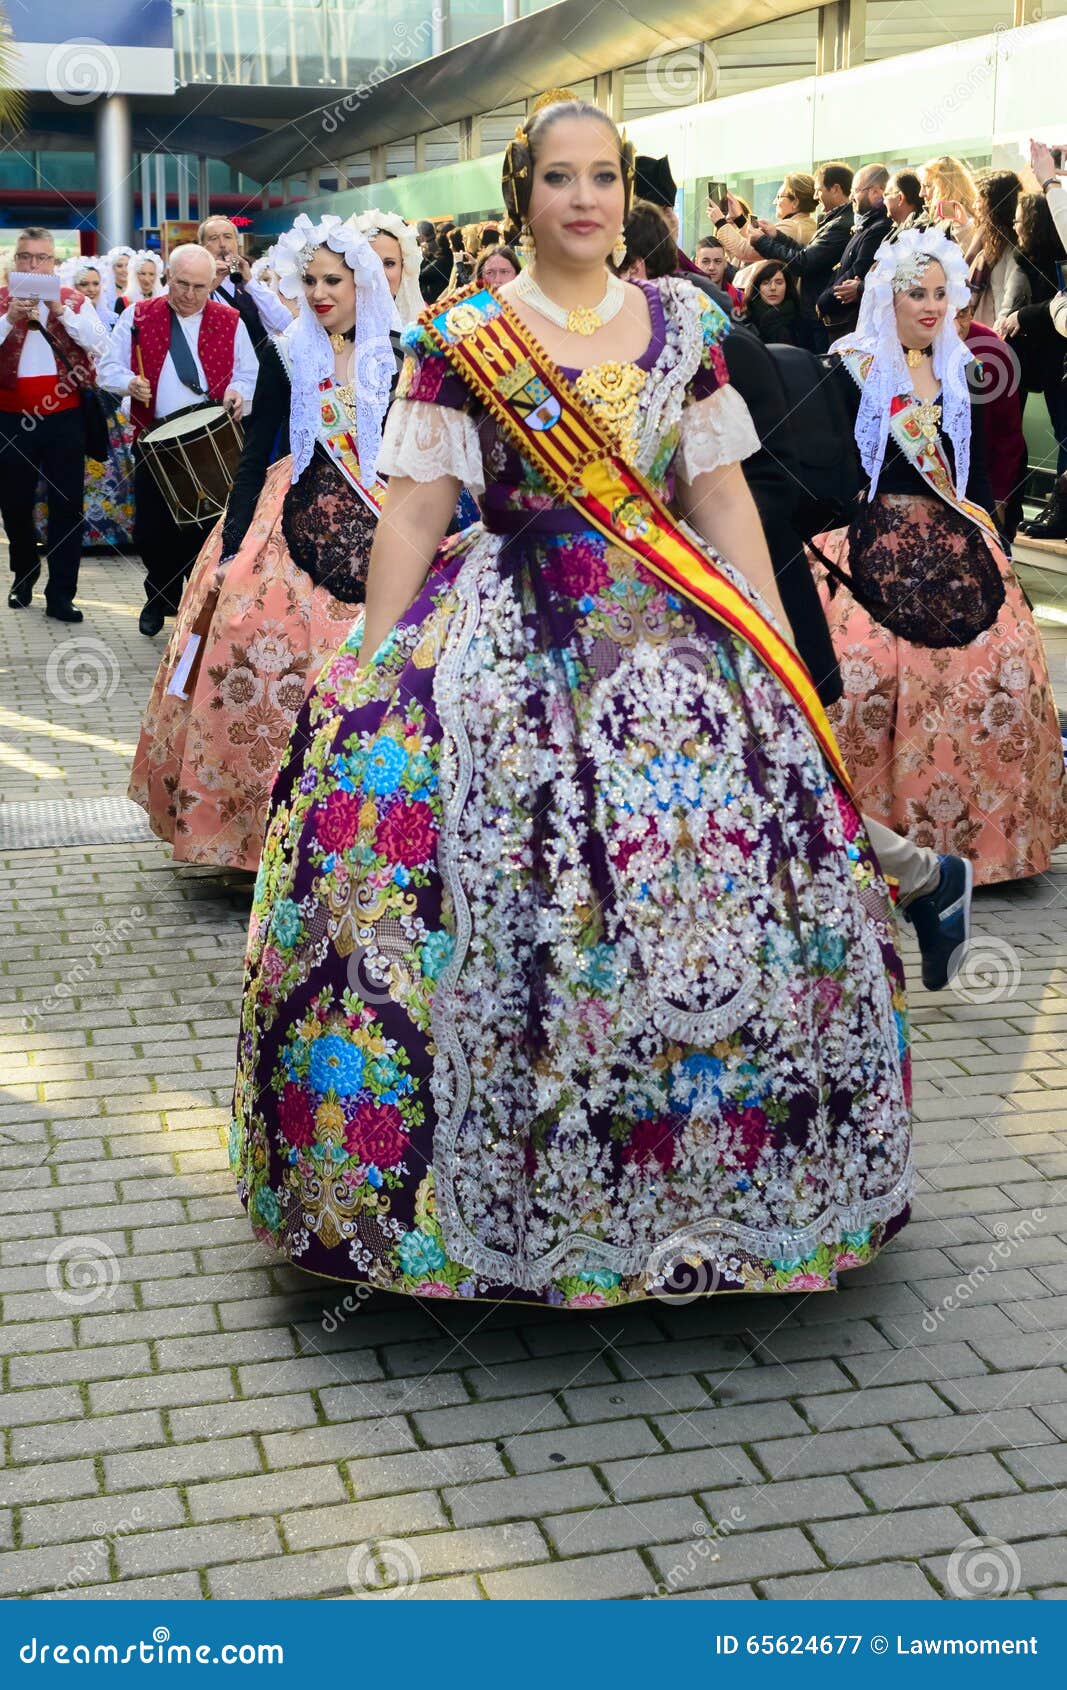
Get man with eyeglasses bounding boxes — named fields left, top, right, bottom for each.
left=199, top=215, right=289, bottom=355
left=99, top=244, right=257, bottom=636
left=0, top=226, right=107, bottom=621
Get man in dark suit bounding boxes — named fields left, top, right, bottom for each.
left=815, top=164, right=892, bottom=339
left=617, top=201, right=841, bottom=705
left=749, top=161, right=855, bottom=351
left=199, top=216, right=282, bottom=361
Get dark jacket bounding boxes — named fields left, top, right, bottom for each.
left=698, top=281, right=842, bottom=705
left=754, top=201, right=854, bottom=351
left=1009, top=251, right=1067, bottom=393
left=815, top=205, right=893, bottom=337
left=212, top=277, right=272, bottom=363
left=743, top=295, right=801, bottom=346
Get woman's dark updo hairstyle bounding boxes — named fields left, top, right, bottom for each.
left=501, top=90, right=636, bottom=244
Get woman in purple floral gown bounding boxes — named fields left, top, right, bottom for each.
left=231, top=99, right=912, bottom=1307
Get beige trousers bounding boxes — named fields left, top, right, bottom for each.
left=864, top=817, right=941, bottom=908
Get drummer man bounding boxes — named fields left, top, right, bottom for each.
left=99, top=244, right=257, bottom=636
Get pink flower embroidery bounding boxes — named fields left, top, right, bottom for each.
left=315, top=789, right=361, bottom=854
left=414, top=1281, right=456, bottom=1297
left=566, top=1291, right=608, bottom=1308
left=623, top=1117, right=677, bottom=1171
left=278, top=1082, right=316, bottom=1148
left=260, top=946, right=284, bottom=986
left=375, top=799, right=436, bottom=868
left=787, top=1272, right=831, bottom=1291
left=541, top=541, right=610, bottom=601
left=834, top=788, right=862, bottom=842
left=343, top=1101, right=408, bottom=1168
left=408, top=361, right=445, bottom=403
left=724, top=1105, right=770, bottom=1172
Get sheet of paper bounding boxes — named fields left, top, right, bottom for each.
left=166, top=634, right=201, bottom=700
left=8, top=271, right=62, bottom=301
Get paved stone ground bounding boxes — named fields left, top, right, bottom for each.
left=2, top=549, right=1067, bottom=1603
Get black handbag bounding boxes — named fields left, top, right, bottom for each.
left=37, top=321, right=110, bottom=461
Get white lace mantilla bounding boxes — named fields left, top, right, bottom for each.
left=377, top=401, right=486, bottom=492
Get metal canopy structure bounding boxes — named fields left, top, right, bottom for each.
left=227, top=0, right=818, bottom=184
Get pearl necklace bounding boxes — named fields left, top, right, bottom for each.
left=514, top=265, right=625, bottom=336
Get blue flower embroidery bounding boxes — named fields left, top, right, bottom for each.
left=308, top=1034, right=364, bottom=1097
left=255, top=1185, right=281, bottom=1229
left=397, top=1229, right=447, bottom=1277
left=580, top=943, right=617, bottom=993
left=270, top=898, right=302, bottom=948
left=669, top=1053, right=725, bottom=1115
left=645, top=751, right=701, bottom=811
left=363, top=735, right=408, bottom=796
left=420, top=929, right=454, bottom=982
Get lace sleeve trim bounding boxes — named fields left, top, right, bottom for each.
left=674, top=384, right=761, bottom=481
left=377, top=399, right=486, bottom=492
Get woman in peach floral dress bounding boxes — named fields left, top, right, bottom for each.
left=817, top=224, right=1067, bottom=886
left=130, top=215, right=399, bottom=869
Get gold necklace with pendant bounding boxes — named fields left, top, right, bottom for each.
left=514, top=265, right=625, bottom=336
left=903, top=346, right=928, bottom=369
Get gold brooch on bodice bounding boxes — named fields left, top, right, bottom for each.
left=574, top=361, right=647, bottom=466
left=912, top=400, right=942, bottom=444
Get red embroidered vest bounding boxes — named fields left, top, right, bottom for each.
left=0, top=287, right=91, bottom=415
left=129, top=295, right=239, bottom=438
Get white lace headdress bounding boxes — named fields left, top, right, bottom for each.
left=829, top=223, right=973, bottom=496
left=102, top=245, right=138, bottom=310
left=271, top=212, right=400, bottom=485
left=348, top=209, right=424, bottom=328
left=133, top=249, right=167, bottom=298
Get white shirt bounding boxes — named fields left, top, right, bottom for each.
left=98, top=302, right=258, bottom=419
left=214, top=274, right=292, bottom=337
left=0, top=297, right=107, bottom=374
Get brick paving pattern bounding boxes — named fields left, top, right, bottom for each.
left=2, top=548, right=1067, bottom=1600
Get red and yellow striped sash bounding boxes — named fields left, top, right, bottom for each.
left=426, top=286, right=851, bottom=793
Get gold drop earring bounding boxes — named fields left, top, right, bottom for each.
left=518, top=223, right=536, bottom=263
left=611, top=230, right=627, bottom=267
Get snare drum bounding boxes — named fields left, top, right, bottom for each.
left=139, top=404, right=244, bottom=528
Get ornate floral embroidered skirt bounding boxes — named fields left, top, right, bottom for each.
left=130, top=457, right=361, bottom=871
left=231, top=523, right=912, bottom=1306
left=816, top=497, right=1067, bottom=886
